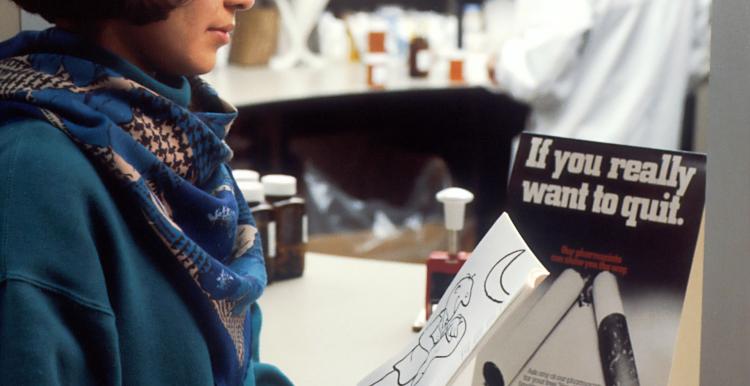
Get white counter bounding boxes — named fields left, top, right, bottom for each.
left=257, top=252, right=426, bottom=386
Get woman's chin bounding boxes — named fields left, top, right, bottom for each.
left=182, top=57, right=217, bottom=76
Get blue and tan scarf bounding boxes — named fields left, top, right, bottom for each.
left=0, top=28, right=265, bottom=385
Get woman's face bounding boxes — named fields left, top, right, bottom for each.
left=100, top=0, right=254, bottom=76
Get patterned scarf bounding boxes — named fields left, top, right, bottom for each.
left=0, top=28, right=265, bottom=386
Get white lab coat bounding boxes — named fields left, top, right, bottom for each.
left=493, top=0, right=711, bottom=150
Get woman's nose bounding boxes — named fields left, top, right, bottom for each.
left=226, top=0, right=254, bottom=11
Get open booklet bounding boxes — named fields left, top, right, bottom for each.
left=358, top=213, right=549, bottom=386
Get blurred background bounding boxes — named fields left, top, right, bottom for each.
left=0, top=0, right=711, bottom=265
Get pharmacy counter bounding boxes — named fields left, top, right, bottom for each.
left=257, top=252, right=425, bottom=386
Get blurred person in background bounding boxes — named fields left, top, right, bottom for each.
left=489, top=0, right=711, bottom=150
left=0, top=0, right=292, bottom=385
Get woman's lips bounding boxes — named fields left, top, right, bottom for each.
left=209, top=25, right=234, bottom=45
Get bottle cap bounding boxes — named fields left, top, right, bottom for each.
left=238, top=180, right=264, bottom=203
left=436, top=187, right=474, bottom=231
left=261, top=174, right=297, bottom=197
left=233, top=169, right=260, bottom=182
left=463, top=3, right=482, bottom=13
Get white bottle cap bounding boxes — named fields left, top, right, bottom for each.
left=238, top=180, right=264, bottom=203
left=436, top=187, right=474, bottom=231
left=261, top=174, right=297, bottom=197
left=233, top=169, right=260, bottom=182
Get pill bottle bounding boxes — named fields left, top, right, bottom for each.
left=261, top=174, right=307, bottom=279
left=448, top=50, right=465, bottom=83
left=409, top=35, right=430, bottom=78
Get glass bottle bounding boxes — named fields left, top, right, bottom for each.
left=261, top=174, right=307, bottom=279
left=409, top=35, right=430, bottom=78
left=365, top=21, right=389, bottom=90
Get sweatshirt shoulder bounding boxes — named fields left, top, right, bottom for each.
left=0, top=118, right=105, bottom=190
left=0, top=119, right=121, bottom=311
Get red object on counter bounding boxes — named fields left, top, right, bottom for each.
left=425, top=250, right=470, bottom=320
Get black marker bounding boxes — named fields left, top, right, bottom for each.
left=593, top=271, right=640, bottom=386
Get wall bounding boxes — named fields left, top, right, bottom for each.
left=701, top=0, right=750, bottom=384
left=0, top=2, right=20, bottom=41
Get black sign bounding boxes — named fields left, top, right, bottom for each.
left=507, top=133, right=705, bottom=289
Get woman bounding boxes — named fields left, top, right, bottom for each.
left=0, top=1, right=291, bottom=385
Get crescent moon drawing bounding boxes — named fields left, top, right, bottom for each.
left=484, top=249, right=526, bottom=303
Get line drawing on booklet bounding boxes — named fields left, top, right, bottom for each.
left=484, top=249, right=526, bottom=304
left=369, top=275, right=475, bottom=386
left=359, top=214, right=550, bottom=386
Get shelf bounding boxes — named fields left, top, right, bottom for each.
left=201, top=62, right=490, bottom=107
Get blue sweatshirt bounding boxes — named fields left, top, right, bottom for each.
left=0, top=30, right=292, bottom=386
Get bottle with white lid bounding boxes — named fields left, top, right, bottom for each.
left=261, top=174, right=307, bottom=279
left=425, top=187, right=474, bottom=320
left=365, top=19, right=389, bottom=90
left=237, top=179, right=276, bottom=283
left=409, top=19, right=431, bottom=78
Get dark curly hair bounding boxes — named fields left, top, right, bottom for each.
left=10, top=0, right=190, bottom=25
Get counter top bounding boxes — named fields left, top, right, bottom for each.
left=257, top=252, right=426, bottom=386
left=202, top=62, right=491, bottom=107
